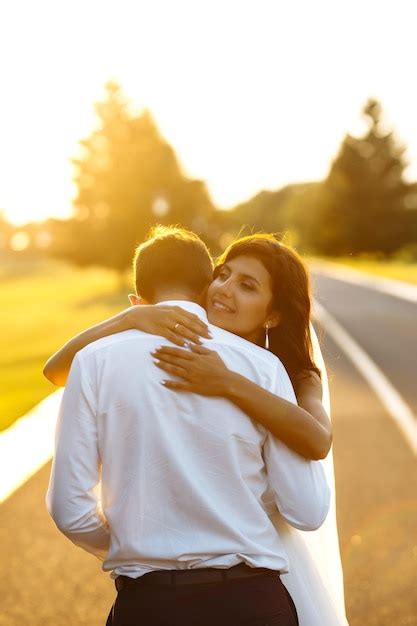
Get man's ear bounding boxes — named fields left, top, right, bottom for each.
left=128, top=293, right=147, bottom=306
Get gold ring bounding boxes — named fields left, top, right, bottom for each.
left=174, top=323, right=180, bottom=331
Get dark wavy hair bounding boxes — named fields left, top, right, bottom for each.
left=215, top=234, right=321, bottom=386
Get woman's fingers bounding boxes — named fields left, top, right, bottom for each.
left=172, top=322, right=203, bottom=345
left=164, top=307, right=211, bottom=343
left=165, top=331, right=188, bottom=347
left=153, top=360, right=189, bottom=379
left=153, top=346, right=194, bottom=360
left=153, top=353, right=192, bottom=371
left=189, top=344, right=213, bottom=356
left=161, top=380, right=193, bottom=391
left=175, top=309, right=212, bottom=338
left=178, top=318, right=211, bottom=340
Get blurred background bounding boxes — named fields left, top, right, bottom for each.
left=0, top=1, right=416, bottom=625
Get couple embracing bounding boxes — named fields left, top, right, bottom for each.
left=45, top=226, right=349, bottom=625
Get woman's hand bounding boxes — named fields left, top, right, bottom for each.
left=126, top=304, right=211, bottom=346
left=152, top=344, right=235, bottom=396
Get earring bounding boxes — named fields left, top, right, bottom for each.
left=265, top=323, right=270, bottom=350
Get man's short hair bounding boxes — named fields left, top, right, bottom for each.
left=133, top=225, right=214, bottom=302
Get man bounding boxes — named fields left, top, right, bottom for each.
left=47, top=225, right=330, bottom=625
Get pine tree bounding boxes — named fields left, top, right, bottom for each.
left=60, top=82, right=215, bottom=272
left=311, top=99, right=412, bottom=255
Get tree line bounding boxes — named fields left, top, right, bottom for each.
left=3, top=84, right=416, bottom=270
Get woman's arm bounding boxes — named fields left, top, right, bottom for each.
left=226, top=369, right=332, bottom=460
left=294, top=370, right=333, bottom=450
left=153, top=345, right=332, bottom=460
left=43, top=309, right=132, bottom=386
left=43, top=305, right=211, bottom=386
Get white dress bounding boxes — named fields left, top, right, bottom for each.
left=270, top=325, right=350, bottom=626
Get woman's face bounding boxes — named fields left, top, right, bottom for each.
left=206, top=255, right=279, bottom=344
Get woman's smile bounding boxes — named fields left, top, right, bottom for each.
left=211, top=299, right=235, bottom=314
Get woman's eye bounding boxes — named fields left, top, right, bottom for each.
left=241, top=282, right=255, bottom=291
left=217, top=271, right=228, bottom=280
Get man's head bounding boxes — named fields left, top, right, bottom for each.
left=131, top=225, right=214, bottom=304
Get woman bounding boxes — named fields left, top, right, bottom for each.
left=44, top=233, right=348, bottom=625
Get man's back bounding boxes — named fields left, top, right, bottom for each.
left=47, top=301, right=330, bottom=580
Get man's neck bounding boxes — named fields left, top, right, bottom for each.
left=153, top=291, right=201, bottom=306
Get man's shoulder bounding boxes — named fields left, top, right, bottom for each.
left=76, top=329, right=153, bottom=361
left=206, top=325, right=294, bottom=398
left=205, top=324, right=288, bottom=378
left=207, top=324, right=280, bottom=369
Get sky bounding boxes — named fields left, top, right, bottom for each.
left=0, top=0, right=416, bottom=225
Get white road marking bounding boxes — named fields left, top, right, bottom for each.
left=314, top=300, right=417, bottom=456
left=311, top=261, right=417, bottom=303
left=0, top=390, right=62, bottom=503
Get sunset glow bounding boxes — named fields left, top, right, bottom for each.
left=1, top=0, right=416, bottom=225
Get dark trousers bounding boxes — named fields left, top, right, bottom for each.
left=106, top=572, right=299, bottom=626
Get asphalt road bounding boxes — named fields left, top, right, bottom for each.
left=312, top=272, right=417, bottom=414
left=1, top=273, right=416, bottom=626
left=312, top=271, right=417, bottom=626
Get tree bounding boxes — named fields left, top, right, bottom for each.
left=308, top=99, right=414, bottom=255
left=59, top=82, right=216, bottom=272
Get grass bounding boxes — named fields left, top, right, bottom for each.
left=0, top=259, right=130, bottom=431
left=309, top=256, right=417, bottom=286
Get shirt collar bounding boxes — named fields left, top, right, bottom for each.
left=155, top=300, right=209, bottom=323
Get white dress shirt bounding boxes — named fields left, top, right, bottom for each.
left=47, top=300, right=330, bottom=579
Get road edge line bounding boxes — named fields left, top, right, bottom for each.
left=0, top=390, right=62, bottom=503
left=310, top=261, right=417, bottom=303
left=314, top=300, right=417, bottom=456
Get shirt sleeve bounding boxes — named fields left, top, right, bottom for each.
left=262, top=361, right=331, bottom=531
left=46, top=354, right=110, bottom=560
